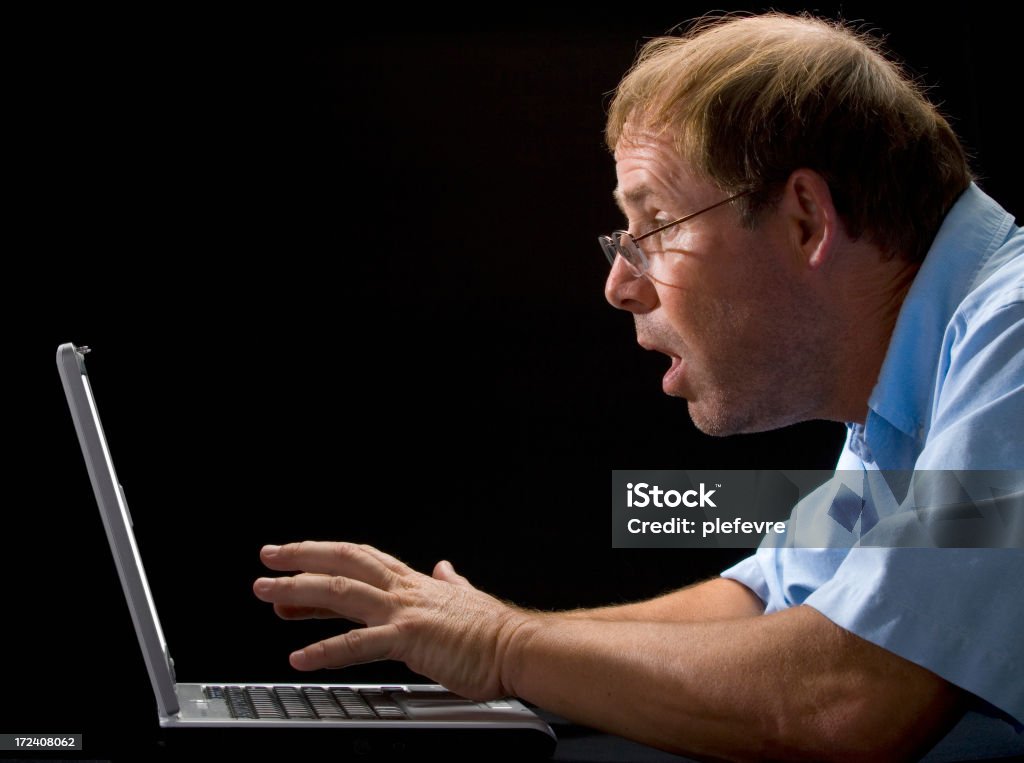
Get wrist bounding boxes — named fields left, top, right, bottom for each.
left=496, top=608, right=548, bottom=698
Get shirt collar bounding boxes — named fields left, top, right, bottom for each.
left=864, top=183, right=1016, bottom=446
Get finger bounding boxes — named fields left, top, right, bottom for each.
left=260, top=541, right=399, bottom=589
left=273, top=603, right=348, bottom=621
left=354, top=544, right=415, bottom=576
left=290, top=624, right=400, bottom=671
left=253, top=574, right=390, bottom=625
left=432, top=559, right=474, bottom=589
left=254, top=573, right=334, bottom=619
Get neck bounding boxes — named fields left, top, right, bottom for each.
left=825, top=250, right=921, bottom=425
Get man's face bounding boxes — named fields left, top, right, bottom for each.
left=606, top=128, right=831, bottom=435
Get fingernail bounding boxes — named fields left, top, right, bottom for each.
left=263, top=545, right=280, bottom=558
left=255, top=578, right=275, bottom=593
left=290, top=650, right=307, bottom=668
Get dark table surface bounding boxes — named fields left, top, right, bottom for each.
left=538, top=708, right=1024, bottom=763
left=539, top=710, right=696, bottom=762
left=3, top=712, right=1022, bottom=763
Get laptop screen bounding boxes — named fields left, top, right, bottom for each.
left=57, top=343, right=179, bottom=716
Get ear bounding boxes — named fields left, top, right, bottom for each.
left=779, top=169, right=838, bottom=270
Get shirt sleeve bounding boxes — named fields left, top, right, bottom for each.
left=804, top=548, right=1023, bottom=726
left=719, top=554, right=768, bottom=605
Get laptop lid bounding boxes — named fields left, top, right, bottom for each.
left=57, top=342, right=179, bottom=717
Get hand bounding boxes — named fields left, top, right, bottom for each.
left=252, top=541, right=533, bottom=700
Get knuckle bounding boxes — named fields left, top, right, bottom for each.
left=388, top=618, right=413, bottom=657
left=312, top=640, right=330, bottom=665
left=344, top=627, right=385, bottom=661
left=328, top=576, right=350, bottom=598
left=277, top=576, right=296, bottom=592
left=381, top=589, right=403, bottom=614
left=333, top=542, right=359, bottom=561
left=396, top=573, right=419, bottom=592
left=344, top=628, right=363, bottom=657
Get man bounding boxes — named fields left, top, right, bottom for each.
left=253, top=14, right=1023, bottom=760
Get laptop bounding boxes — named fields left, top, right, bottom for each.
left=56, top=341, right=557, bottom=758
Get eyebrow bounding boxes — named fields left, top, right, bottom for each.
left=612, top=184, right=655, bottom=214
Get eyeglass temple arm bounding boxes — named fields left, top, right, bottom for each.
left=633, top=188, right=756, bottom=243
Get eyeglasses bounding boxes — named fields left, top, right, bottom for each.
left=598, top=188, right=756, bottom=280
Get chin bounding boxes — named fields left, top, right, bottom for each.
left=687, top=399, right=790, bottom=437
left=687, top=401, right=742, bottom=437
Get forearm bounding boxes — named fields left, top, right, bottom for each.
left=255, top=542, right=963, bottom=760
left=561, top=577, right=764, bottom=622
left=502, top=605, right=963, bottom=762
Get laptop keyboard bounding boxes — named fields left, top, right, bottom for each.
left=204, top=685, right=409, bottom=720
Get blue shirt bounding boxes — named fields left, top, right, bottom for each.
left=721, top=183, right=1024, bottom=754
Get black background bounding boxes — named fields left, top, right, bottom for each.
left=15, top=5, right=1023, bottom=760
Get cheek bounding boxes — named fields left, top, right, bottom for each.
left=661, top=274, right=771, bottom=371
left=656, top=228, right=775, bottom=346
left=659, top=283, right=726, bottom=348
left=658, top=227, right=747, bottom=289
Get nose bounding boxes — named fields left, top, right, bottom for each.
left=604, top=254, right=658, bottom=313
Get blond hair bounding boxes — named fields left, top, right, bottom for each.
left=606, top=13, right=971, bottom=261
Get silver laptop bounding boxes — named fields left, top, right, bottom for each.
left=56, top=341, right=556, bottom=758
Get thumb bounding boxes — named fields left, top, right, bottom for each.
left=433, top=559, right=473, bottom=588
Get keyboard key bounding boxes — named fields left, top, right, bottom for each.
left=247, top=686, right=286, bottom=719
left=274, top=686, right=316, bottom=718
left=330, top=688, right=377, bottom=719
left=302, top=687, right=348, bottom=719
left=361, top=689, right=408, bottom=719
left=225, top=686, right=256, bottom=719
